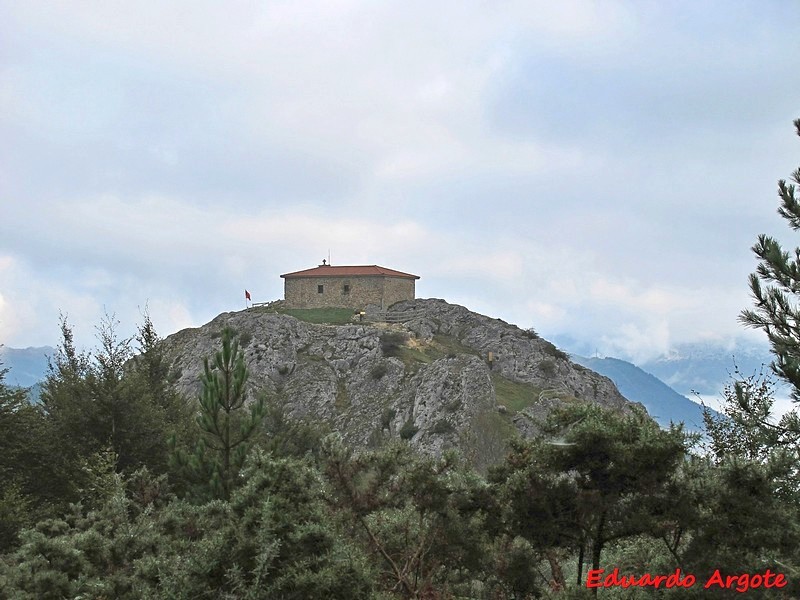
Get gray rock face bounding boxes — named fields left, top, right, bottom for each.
left=160, top=299, right=640, bottom=469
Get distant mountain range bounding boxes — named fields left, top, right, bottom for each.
left=571, top=355, right=718, bottom=431
left=0, top=346, right=53, bottom=388
left=551, top=335, right=781, bottom=397
left=638, top=342, right=778, bottom=396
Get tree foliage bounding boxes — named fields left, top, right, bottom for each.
left=0, top=360, right=57, bottom=552
left=172, top=327, right=266, bottom=500
left=42, top=312, right=189, bottom=476
left=493, top=403, right=688, bottom=593
left=0, top=453, right=375, bottom=600
left=322, top=438, right=493, bottom=598
left=740, top=119, right=800, bottom=425
left=689, top=117, right=800, bottom=593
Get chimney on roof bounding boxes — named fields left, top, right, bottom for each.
left=320, top=259, right=328, bottom=266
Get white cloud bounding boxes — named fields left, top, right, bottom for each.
left=1, top=0, right=798, bottom=363
left=600, top=320, right=672, bottom=363
left=0, top=255, right=102, bottom=348
left=589, top=278, right=693, bottom=315
left=695, top=394, right=796, bottom=420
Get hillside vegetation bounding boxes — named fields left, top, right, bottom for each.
left=1, top=298, right=798, bottom=598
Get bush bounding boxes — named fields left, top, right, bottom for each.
left=0, top=453, right=376, bottom=600
left=399, top=418, right=419, bottom=440
left=168, top=367, right=183, bottom=384
left=445, top=399, right=462, bottom=413
left=541, top=341, right=568, bottom=361
left=380, top=331, right=409, bottom=358
left=430, top=419, right=454, bottom=435
left=539, top=359, right=557, bottom=378
left=238, top=332, right=253, bottom=347
left=371, top=364, right=388, bottom=380
left=380, top=408, right=396, bottom=430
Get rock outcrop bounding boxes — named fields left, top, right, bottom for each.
left=161, top=299, right=639, bottom=469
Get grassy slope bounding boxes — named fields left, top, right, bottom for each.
left=276, top=307, right=355, bottom=325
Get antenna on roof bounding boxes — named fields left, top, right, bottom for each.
left=328, top=249, right=331, bottom=266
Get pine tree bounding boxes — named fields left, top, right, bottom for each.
left=739, top=117, right=800, bottom=439
left=173, top=327, right=265, bottom=500
left=741, top=118, right=800, bottom=395
left=131, top=307, right=172, bottom=407
left=495, top=403, right=688, bottom=590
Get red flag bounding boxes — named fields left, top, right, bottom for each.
left=245, top=290, right=251, bottom=301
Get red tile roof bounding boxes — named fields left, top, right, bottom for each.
left=280, top=265, right=420, bottom=279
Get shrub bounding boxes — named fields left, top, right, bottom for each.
left=539, top=359, right=557, bottom=378
left=399, top=418, right=419, bottom=440
left=380, top=331, right=409, bottom=357
left=168, top=367, right=183, bottom=384
left=430, top=419, right=454, bottom=435
left=371, top=364, right=388, bottom=380
left=238, top=332, right=253, bottom=347
left=541, top=341, right=568, bottom=361
left=445, top=399, right=462, bottom=413
left=380, top=408, right=396, bottom=430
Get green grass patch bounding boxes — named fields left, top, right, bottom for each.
left=335, top=379, right=349, bottom=411
left=462, top=411, right=518, bottom=473
left=396, top=345, right=434, bottom=366
left=430, top=334, right=480, bottom=358
left=491, top=374, right=580, bottom=412
left=277, top=307, right=354, bottom=325
left=492, top=373, right=542, bottom=413
left=394, top=334, right=479, bottom=368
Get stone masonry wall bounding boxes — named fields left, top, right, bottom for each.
left=383, top=277, right=416, bottom=308
left=284, top=276, right=414, bottom=309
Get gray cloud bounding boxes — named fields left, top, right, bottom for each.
left=1, top=0, right=799, bottom=363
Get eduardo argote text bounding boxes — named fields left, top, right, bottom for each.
left=586, top=568, right=788, bottom=593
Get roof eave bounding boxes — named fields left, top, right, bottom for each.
left=281, top=273, right=419, bottom=280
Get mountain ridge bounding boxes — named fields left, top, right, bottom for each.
left=0, top=346, right=53, bottom=388
left=570, top=355, right=718, bottom=431
left=160, top=298, right=638, bottom=469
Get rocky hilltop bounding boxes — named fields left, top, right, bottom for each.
left=161, top=299, right=638, bottom=469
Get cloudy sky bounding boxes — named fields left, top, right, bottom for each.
left=1, top=1, right=799, bottom=361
